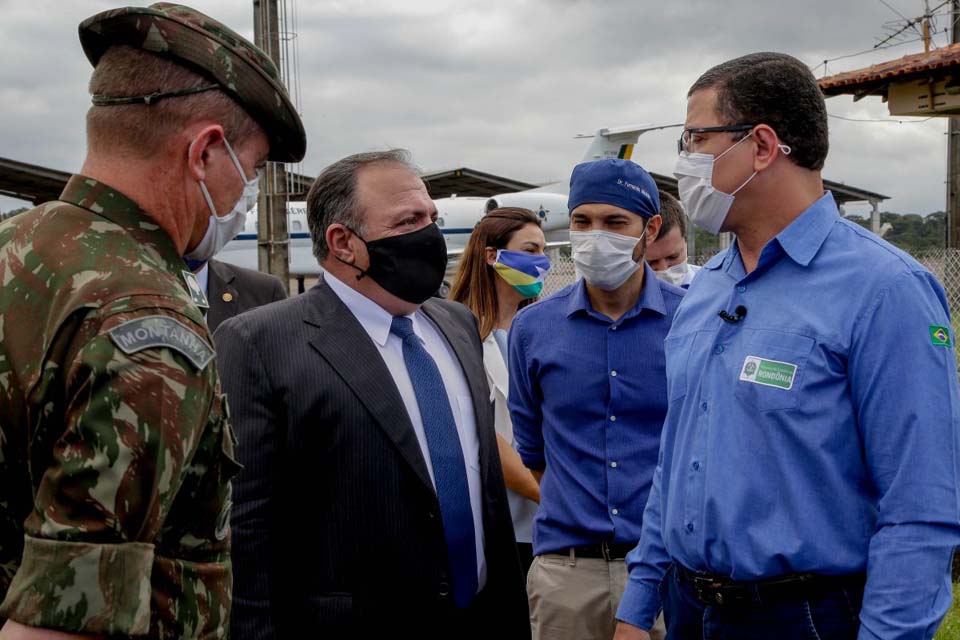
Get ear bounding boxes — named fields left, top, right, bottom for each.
left=326, top=223, right=358, bottom=264
left=645, top=214, right=663, bottom=243
left=186, top=124, right=226, bottom=182
left=751, top=124, right=780, bottom=172
left=485, top=247, right=498, bottom=267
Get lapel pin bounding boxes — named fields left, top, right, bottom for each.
left=222, top=292, right=234, bottom=303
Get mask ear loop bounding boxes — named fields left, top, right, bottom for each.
left=333, top=225, right=370, bottom=282
left=731, top=143, right=791, bottom=196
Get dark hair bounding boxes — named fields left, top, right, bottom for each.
left=449, top=208, right=542, bottom=340
left=305, top=149, right=416, bottom=260
left=688, top=52, right=828, bottom=171
left=657, top=190, right=686, bottom=239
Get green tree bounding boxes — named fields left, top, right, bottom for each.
left=1, top=207, right=28, bottom=221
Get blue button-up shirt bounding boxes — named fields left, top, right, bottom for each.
left=617, top=193, right=960, bottom=640
left=509, top=263, right=684, bottom=556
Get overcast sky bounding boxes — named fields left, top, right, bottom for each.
left=0, top=0, right=953, bottom=216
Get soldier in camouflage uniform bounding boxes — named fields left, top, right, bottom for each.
left=0, top=4, right=305, bottom=638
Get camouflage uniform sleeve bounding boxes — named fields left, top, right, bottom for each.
left=0, top=302, right=239, bottom=637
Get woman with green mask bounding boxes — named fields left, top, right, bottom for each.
left=450, top=207, right=551, bottom=578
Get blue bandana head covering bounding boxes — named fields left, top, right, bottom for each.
left=567, top=159, right=661, bottom=219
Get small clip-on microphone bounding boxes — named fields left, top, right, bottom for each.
left=718, top=305, right=747, bottom=324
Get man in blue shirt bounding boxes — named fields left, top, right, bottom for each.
left=646, top=191, right=701, bottom=289
left=615, top=52, right=960, bottom=640
left=510, top=159, right=683, bottom=640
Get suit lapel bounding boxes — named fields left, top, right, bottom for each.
left=207, top=260, right=237, bottom=331
left=304, top=281, right=435, bottom=493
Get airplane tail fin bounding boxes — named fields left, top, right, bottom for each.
left=576, top=123, right=683, bottom=163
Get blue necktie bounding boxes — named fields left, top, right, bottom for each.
left=390, top=316, right=478, bottom=608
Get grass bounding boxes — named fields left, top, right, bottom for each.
left=936, top=584, right=960, bottom=640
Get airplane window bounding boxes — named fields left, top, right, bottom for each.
left=292, top=221, right=302, bottom=231
left=437, top=217, right=445, bottom=227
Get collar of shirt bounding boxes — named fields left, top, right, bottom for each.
left=564, top=261, right=668, bottom=322
left=704, top=191, right=840, bottom=278
left=59, top=174, right=185, bottom=274
left=323, top=271, right=423, bottom=346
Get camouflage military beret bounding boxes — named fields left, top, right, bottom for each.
left=78, top=2, right=306, bottom=163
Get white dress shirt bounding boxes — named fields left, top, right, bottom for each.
left=196, top=262, right=209, bottom=295
left=324, top=272, right=487, bottom=591
left=682, top=262, right=702, bottom=287
left=483, top=332, right=538, bottom=543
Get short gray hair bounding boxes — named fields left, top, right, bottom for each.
left=306, top=149, right=417, bottom=261
left=87, top=45, right=260, bottom=158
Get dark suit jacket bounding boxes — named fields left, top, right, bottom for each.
left=215, top=278, right=530, bottom=639
left=206, top=259, right=287, bottom=333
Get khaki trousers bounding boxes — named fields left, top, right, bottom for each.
left=528, top=552, right=666, bottom=640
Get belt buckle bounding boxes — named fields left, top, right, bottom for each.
left=693, top=576, right=727, bottom=606
left=714, top=585, right=725, bottom=605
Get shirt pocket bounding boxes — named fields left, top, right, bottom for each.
left=734, top=329, right=814, bottom=412
left=664, top=333, right=696, bottom=401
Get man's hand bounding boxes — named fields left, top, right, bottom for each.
left=0, top=620, right=100, bottom=640
left=613, top=621, right=651, bottom=640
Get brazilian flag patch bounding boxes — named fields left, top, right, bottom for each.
left=930, top=325, right=952, bottom=347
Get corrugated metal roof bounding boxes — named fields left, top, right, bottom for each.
left=819, top=42, right=960, bottom=95
left=0, top=157, right=71, bottom=205
left=652, top=172, right=887, bottom=204
left=0, top=157, right=888, bottom=208
left=420, top=167, right=537, bottom=198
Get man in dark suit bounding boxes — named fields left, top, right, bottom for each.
left=199, top=258, right=287, bottom=332
left=215, top=149, right=530, bottom=639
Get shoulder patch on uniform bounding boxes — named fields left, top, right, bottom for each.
left=931, top=325, right=952, bottom=347
left=108, top=315, right=215, bottom=370
left=182, top=270, right=210, bottom=309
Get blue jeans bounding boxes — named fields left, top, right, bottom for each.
left=661, top=565, right=864, bottom=640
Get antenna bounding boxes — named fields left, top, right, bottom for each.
left=875, top=0, right=951, bottom=51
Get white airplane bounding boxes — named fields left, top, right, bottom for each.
left=216, top=123, right=680, bottom=277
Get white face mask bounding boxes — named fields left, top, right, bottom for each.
left=570, top=229, right=644, bottom=291
left=186, top=138, right=261, bottom=263
left=674, top=133, right=792, bottom=235
left=655, top=261, right=689, bottom=287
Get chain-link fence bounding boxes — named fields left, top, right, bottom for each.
left=915, top=250, right=960, bottom=351
left=542, top=248, right=578, bottom=297
left=540, top=247, right=960, bottom=356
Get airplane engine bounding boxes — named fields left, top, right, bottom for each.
left=484, top=192, right=569, bottom=232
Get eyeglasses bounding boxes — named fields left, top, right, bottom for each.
left=678, top=124, right=755, bottom=154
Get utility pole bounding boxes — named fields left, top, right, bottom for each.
left=253, top=0, right=290, bottom=292
left=948, top=0, right=960, bottom=250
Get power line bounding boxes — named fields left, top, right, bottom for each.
left=828, top=113, right=936, bottom=123
left=811, top=22, right=957, bottom=76
left=879, top=0, right=921, bottom=28
left=811, top=1, right=957, bottom=75
left=874, top=0, right=951, bottom=48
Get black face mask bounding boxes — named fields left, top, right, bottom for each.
left=339, top=223, right=448, bottom=304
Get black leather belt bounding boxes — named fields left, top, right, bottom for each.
left=557, top=542, right=635, bottom=561
left=674, top=563, right=865, bottom=607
